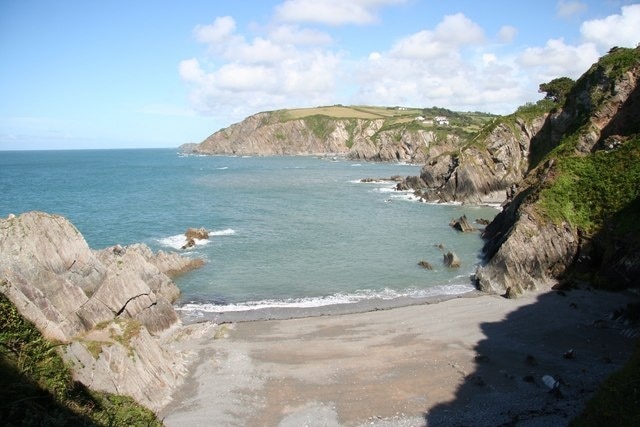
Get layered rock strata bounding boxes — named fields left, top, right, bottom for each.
left=0, top=211, right=203, bottom=411
left=476, top=47, right=640, bottom=295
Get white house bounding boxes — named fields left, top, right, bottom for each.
left=434, top=116, right=449, bottom=125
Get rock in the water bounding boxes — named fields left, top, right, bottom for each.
left=443, top=251, right=461, bottom=268
left=418, top=260, right=434, bottom=270
left=185, top=227, right=209, bottom=241
left=182, top=227, right=209, bottom=249
left=450, top=215, right=475, bottom=232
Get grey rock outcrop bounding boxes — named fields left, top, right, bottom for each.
left=190, top=112, right=465, bottom=163
left=450, top=215, right=475, bottom=232
left=475, top=47, right=640, bottom=296
left=0, top=211, right=204, bottom=411
left=443, top=252, right=461, bottom=268
left=398, top=115, right=546, bottom=205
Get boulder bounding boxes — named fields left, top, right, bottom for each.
left=418, top=260, right=434, bottom=270
left=449, top=215, right=475, bottom=232
left=185, top=227, right=209, bottom=241
left=443, top=251, right=461, bottom=268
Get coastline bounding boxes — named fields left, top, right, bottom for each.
left=175, top=289, right=487, bottom=324
left=160, top=287, right=639, bottom=426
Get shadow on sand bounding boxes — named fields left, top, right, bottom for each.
left=423, top=288, right=639, bottom=426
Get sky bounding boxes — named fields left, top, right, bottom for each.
left=1, top=0, right=639, bottom=150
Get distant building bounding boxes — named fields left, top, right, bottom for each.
left=434, top=116, right=449, bottom=125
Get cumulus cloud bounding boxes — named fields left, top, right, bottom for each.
left=268, top=25, right=333, bottom=45
left=179, top=17, right=343, bottom=120
left=274, top=0, right=406, bottom=25
left=350, top=13, right=527, bottom=114
left=517, top=38, right=600, bottom=82
left=390, top=13, right=485, bottom=60
left=498, top=25, right=517, bottom=43
left=180, top=4, right=639, bottom=123
left=193, top=16, right=236, bottom=44
left=580, top=4, right=640, bottom=50
left=556, top=1, right=587, bottom=18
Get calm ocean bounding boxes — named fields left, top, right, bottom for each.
left=0, top=149, right=498, bottom=320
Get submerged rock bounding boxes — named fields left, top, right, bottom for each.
left=418, top=260, right=434, bottom=270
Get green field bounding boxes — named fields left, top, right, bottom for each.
left=275, top=105, right=497, bottom=134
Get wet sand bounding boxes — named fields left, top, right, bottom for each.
left=160, top=289, right=638, bottom=426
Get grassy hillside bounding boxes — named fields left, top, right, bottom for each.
left=0, top=292, right=162, bottom=427
left=276, top=104, right=496, bottom=131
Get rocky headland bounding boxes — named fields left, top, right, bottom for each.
left=183, top=105, right=495, bottom=163
left=0, top=211, right=203, bottom=412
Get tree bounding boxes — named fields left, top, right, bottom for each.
left=539, top=77, right=575, bottom=104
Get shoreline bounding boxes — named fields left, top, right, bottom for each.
left=175, top=289, right=487, bottom=324
left=161, top=287, right=639, bottom=426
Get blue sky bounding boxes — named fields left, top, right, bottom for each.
left=1, top=0, right=639, bottom=150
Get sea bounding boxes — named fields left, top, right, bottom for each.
left=0, top=148, right=499, bottom=321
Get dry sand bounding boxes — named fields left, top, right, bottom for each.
left=160, top=289, right=639, bottom=426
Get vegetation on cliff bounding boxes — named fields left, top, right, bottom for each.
left=539, top=135, right=640, bottom=233
left=189, top=103, right=497, bottom=160
left=0, top=292, right=161, bottom=426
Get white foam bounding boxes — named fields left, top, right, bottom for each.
left=157, top=234, right=210, bottom=250
left=216, top=166, right=228, bottom=170
left=176, top=285, right=475, bottom=314
left=157, top=228, right=236, bottom=250
left=372, top=186, right=397, bottom=193
left=353, top=179, right=395, bottom=185
left=177, top=294, right=358, bottom=313
left=209, top=228, right=236, bottom=237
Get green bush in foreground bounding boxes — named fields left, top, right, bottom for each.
left=0, top=293, right=162, bottom=426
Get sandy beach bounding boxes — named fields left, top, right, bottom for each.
left=160, top=289, right=638, bottom=426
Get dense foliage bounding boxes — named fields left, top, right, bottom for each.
left=539, top=77, right=575, bottom=104
left=0, top=292, right=162, bottom=426
left=539, top=135, right=640, bottom=233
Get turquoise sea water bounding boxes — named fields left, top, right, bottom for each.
left=0, top=148, right=498, bottom=319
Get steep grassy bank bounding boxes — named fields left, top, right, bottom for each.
left=0, top=293, right=162, bottom=426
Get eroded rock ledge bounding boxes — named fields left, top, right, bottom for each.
left=0, top=211, right=203, bottom=411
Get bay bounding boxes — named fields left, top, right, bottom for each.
left=0, top=148, right=498, bottom=319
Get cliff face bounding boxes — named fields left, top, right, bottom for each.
left=0, top=211, right=203, bottom=411
left=410, top=116, right=546, bottom=204
left=476, top=47, right=640, bottom=295
left=189, top=110, right=475, bottom=163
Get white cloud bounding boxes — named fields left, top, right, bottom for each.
left=268, top=25, right=333, bottom=45
left=179, top=18, right=343, bottom=120
left=498, top=25, right=517, bottom=43
left=580, top=4, right=640, bottom=50
left=180, top=4, right=640, bottom=124
left=390, top=13, right=484, bottom=60
left=194, top=16, right=236, bottom=44
left=274, top=0, right=406, bottom=25
left=350, top=14, right=526, bottom=114
left=482, top=53, right=497, bottom=66
left=557, top=1, right=588, bottom=18
left=179, top=58, right=207, bottom=83
left=517, top=38, right=600, bottom=81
